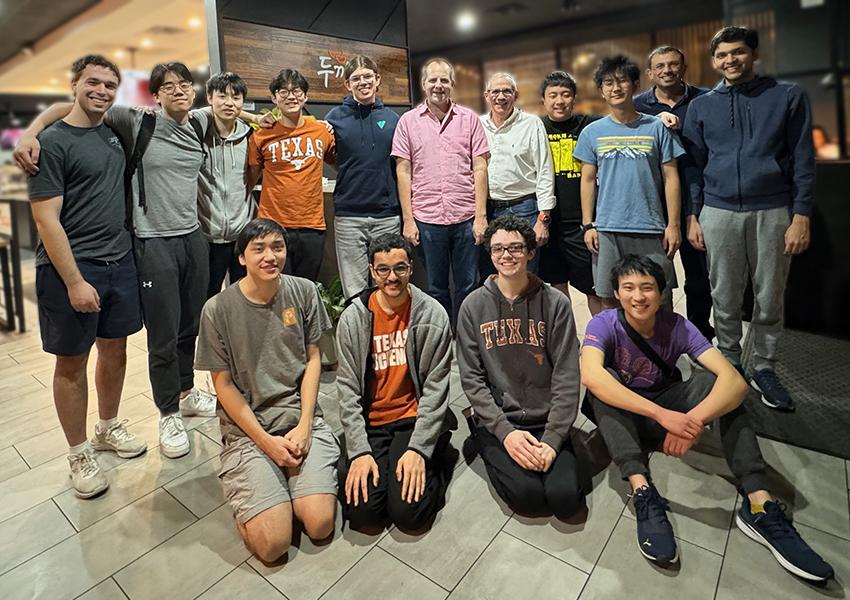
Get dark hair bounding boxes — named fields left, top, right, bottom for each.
left=206, top=71, right=248, bottom=98
left=540, top=70, right=577, bottom=97
left=343, top=55, right=379, bottom=80
left=269, top=69, right=309, bottom=95
left=236, top=218, right=288, bottom=256
left=71, top=55, right=121, bottom=84
left=593, top=55, right=640, bottom=88
left=368, top=233, right=415, bottom=263
left=483, top=214, right=537, bottom=253
left=149, top=62, right=194, bottom=95
left=647, top=45, right=685, bottom=67
left=610, top=254, right=667, bottom=295
left=709, top=26, right=759, bottom=56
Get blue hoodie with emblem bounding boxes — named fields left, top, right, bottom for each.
left=682, top=76, right=815, bottom=217
left=325, top=95, right=401, bottom=217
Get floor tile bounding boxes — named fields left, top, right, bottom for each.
left=0, top=489, right=196, bottom=600
left=163, top=456, right=225, bottom=518
left=449, top=532, right=586, bottom=599
left=0, top=447, right=28, bottom=483
left=378, top=460, right=512, bottom=589
left=579, top=518, right=723, bottom=600
left=0, top=454, right=72, bottom=523
left=323, top=547, right=448, bottom=600
left=76, top=578, right=129, bottom=600
left=251, top=505, right=383, bottom=600
left=115, top=504, right=251, bottom=600
left=622, top=450, right=737, bottom=555
left=54, top=430, right=218, bottom=531
left=0, top=500, right=75, bottom=575
left=759, top=438, right=850, bottom=539
left=503, top=465, right=626, bottom=574
left=716, top=521, right=850, bottom=599
left=195, top=418, right=222, bottom=446
left=196, top=563, right=284, bottom=599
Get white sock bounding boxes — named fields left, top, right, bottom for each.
left=98, top=417, right=119, bottom=432
left=69, top=440, right=90, bottom=456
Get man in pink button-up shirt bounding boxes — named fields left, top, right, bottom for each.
left=391, top=58, right=490, bottom=325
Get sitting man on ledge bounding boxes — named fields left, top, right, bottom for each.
left=195, top=218, right=338, bottom=563
left=581, top=254, right=833, bottom=581
left=336, top=233, right=455, bottom=533
left=457, top=215, right=584, bottom=520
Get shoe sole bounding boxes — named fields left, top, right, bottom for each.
left=70, top=477, right=109, bottom=499
left=749, top=380, right=795, bottom=412
left=735, top=513, right=829, bottom=581
left=91, top=441, right=148, bottom=459
left=637, top=541, right=678, bottom=565
left=160, top=442, right=190, bottom=459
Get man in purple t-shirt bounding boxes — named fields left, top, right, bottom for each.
left=580, top=254, right=832, bottom=582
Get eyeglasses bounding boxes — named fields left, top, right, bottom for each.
left=275, top=88, right=306, bottom=100
left=600, top=76, right=632, bottom=89
left=349, top=73, right=376, bottom=84
left=489, top=243, right=527, bottom=257
left=158, top=81, right=193, bottom=95
left=487, top=88, right=515, bottom=98
left=374, top=263, right=411, bottom=278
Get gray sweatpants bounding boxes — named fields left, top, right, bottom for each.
left=334, top=215, right=401, bottom=299
left=700, top=205, right=791, bottom=371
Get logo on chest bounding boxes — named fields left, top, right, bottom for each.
left=267, top=136, right=324, bottom=170
left=282, top=307, right=297, bottom=327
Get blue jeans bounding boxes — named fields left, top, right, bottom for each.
left=480, top=195, right=540, bottom=279
left=416, top=218, right=478, bottom=326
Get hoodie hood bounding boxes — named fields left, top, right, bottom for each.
left=197, top=117, right=255, bottom=243
left=325, top=96, right=400, bottom=218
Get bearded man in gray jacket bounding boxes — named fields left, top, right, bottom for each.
left=336, top=233, right=456, bottom=532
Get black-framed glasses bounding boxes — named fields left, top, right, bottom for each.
left=489, top=243, right=527, bottom=257
left=374, top=263, right=411, bottom=278
left=275, top=88, right=306, bottom=99
left=158, top=81, right=193, bottom=95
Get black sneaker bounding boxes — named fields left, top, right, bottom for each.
left=632, top=485, right=678, bottom=564
left=750, top=369, right=795, bottom=412
left=736, top=496, right=833, bottom=582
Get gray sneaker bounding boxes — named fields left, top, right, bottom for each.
left=68, top=448, right=109, bottom=499
left=91, top=419, right=147, bottom=458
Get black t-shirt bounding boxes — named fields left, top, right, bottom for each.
left=27, top=120, right=130, bottom=266
left=541, top=114, right=599, bottom=225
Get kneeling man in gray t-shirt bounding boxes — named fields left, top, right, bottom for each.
left=195, top=218, right=338, bottom=564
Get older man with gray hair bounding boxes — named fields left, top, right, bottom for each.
left=479, top=72, right=554, bottom=276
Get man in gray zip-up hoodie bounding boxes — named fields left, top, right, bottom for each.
left=457, top=215, right=583, bottom=520
left=336, top=233, right=455, bottom=532
left=197, top=72, right=256, bottom=299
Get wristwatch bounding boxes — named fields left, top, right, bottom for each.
left=537, top=212, right=551, bottom=225
left=581, top=222, right=597, bottom=233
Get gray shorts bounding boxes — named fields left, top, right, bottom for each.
left=218, top=417, right=340, bottom=524
left=593, top=231, right=678, bottom=299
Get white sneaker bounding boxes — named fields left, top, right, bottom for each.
left=91, top=419, right=148, bottom=458
left=179, top=388, right=217, bottom=418
left=159, top=414, right=190, bottom=458
left=68, top=448, right=109, bottom=498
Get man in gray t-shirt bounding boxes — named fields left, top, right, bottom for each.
left=196, top=218, right=338, bottom=564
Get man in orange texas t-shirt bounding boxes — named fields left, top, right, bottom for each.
left=248, top=69, right=335, bottom=281
left=336, top=233, right=457, bottom=533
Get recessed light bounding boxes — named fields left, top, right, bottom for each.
left=141, top=38, right=153, bottom=48
left=114, top=49, right=126, bottom=59
left=188, top=17, right=202, bottom=28
left=456, top=11, right=477, bottom=31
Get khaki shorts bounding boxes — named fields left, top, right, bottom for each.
left=218, top=417, right=340, bottom=524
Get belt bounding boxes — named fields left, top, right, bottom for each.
left=488, top=193, right=536, bottom=209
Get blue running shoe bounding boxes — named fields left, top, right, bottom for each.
left=750, top=369, right=795, bottom=412
left=737, top=496, right=833, bottom=582
left=632, top=485, right=678, bottom=564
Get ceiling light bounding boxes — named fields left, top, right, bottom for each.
left=188, top=17, right=202, bottom=28
left=49, top=78, right=59, bottom=85
left=456, top=11, right=477, bottom=31
left=140, top=38, right=153, bottom=48
left=114, top=49, right=126, bottom=59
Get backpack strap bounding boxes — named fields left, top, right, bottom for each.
left=188, top=115, right=210, bottom=161
left=616, top=308, right=679, bottom=380
left=124, top=112, right=156, bottom=229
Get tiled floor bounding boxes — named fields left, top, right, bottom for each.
left=1, top=258, right=848, bottom=599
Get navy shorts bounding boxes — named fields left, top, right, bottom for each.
left=538, top=222, right=596, bottom=295
left=36, top=251, right=142, bottom=356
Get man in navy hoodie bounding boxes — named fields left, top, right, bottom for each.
left=326, top=55, right=401, bottom=299
left=683, top=27, right=814, bottom=412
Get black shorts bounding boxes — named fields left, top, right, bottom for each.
left=538, top=222, right=595, bottom=295
left=36, top=251, right=142, bottom=356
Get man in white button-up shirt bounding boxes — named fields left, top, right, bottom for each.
left=479, top=72, right=555, bottom=276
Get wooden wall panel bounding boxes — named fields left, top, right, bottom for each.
left=220, top=18, right=410, bottom=105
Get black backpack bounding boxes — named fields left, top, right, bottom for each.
left=123, top=112, right=208, bottom=230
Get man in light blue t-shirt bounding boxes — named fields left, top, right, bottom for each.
left=574, top=55, right=685, bottom=307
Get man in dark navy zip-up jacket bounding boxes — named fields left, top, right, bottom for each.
left=326, top=55, right=401, bottom=299
left=682, top=26, right=815, bottom=412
